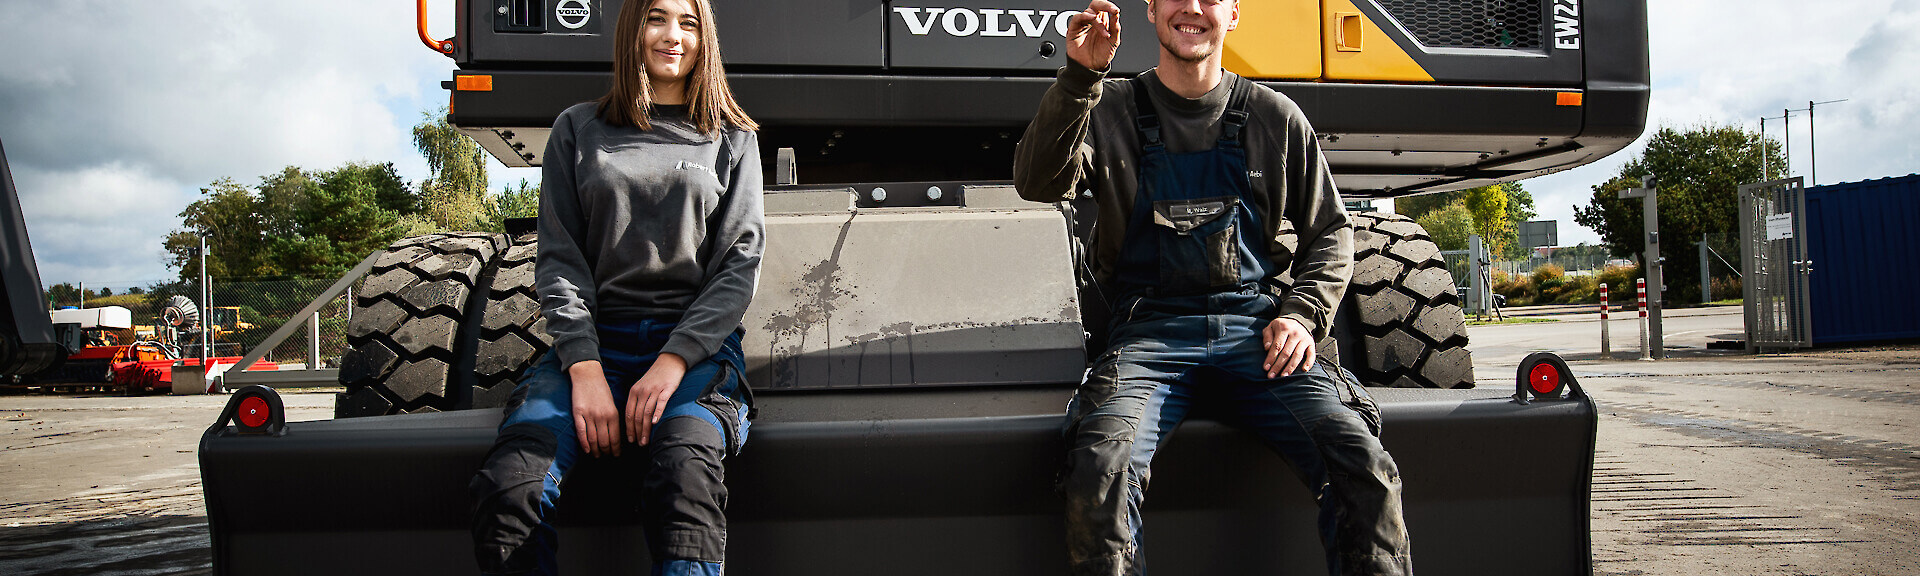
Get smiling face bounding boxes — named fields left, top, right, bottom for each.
left=642, top=0, right=701, bottom=89
left=1149, top=0, right=1239, bottom=64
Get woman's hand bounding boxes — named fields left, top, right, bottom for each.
left=626, top=353, right=689, bottom=446
left=569, top=360, right=622, bottom=458
left=1066, top=0, right=1122, bottom=72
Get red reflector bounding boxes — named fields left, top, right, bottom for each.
left=1529, top=363, right=1561, bottom=395
left=238, top=396, right=272, bottom=428
left=1556, top=92, right=1584, bottom=106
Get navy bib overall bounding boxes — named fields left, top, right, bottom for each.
left=1060, top=77, right=1412, bottom=576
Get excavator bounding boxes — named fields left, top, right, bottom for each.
left=194, top=1, right=1643, bottom=574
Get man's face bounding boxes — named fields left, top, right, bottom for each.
left=1149, top=0, right=1239, bottom=64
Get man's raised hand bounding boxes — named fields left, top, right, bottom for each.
left=1066, top=0, right=1122, bottom=71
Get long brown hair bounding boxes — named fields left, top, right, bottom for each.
left=594, top=0, right=758, bottom=133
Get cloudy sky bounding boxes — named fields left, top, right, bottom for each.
left=3, top=0, right=1916, bottom=290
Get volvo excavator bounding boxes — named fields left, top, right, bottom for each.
left=196, top=1, right=1644, bottom=574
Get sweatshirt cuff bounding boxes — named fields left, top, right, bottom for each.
left=553, top=337, right=601, bottom=371
left=1278, top=299, right=1329, bottom=341
left=1058, top=59, right=1108, bottom=98
left=660, top=332, right=712, bottom=369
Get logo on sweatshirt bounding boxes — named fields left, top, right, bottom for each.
left=677, top=160, right=719, bottom=179
left=892, top=7, right=1078, bottom=38
left=556, top=0, right=592, bottom=30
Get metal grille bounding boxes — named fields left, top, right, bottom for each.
left=1374, top=0, right=1545, bottom=49
left=1739, top=178, right=1811, bottom=350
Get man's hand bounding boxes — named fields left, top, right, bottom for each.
left=1262, top=317, right=1315, bottom=379
left=626, top=353, right=688, bottom=446
left=569, top=360, right=621, bottom=458
left=1066, top=0, right=1122, bottom=71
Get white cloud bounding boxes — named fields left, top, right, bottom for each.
left=1, top=0, right=461, bottom=285
left=1522, top=0, right=1918, bottom=246
left=12, top=163, right=185, bottom=287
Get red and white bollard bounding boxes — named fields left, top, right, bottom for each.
left=1637, top=278, right=1651, bottom=360
left=1599, top=283, right=1611, bottom=359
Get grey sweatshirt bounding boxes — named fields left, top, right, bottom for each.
left=538, top=102, right=765, bottom=369
left=1013, top=63, right=1353, bottom=340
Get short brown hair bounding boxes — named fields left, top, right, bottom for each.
left=595, top=0, right=758, bottom=134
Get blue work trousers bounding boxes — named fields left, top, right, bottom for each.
left=1062, top=292, right=1412, bottom=576
left=470, top=320, right=751, bottom=576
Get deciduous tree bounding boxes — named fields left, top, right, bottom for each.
left=1572, top=123, right=1785, bottom=306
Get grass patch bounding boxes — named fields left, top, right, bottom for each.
left=1704, top=299, right=1743, bottom=306
left=1467, top=317, right=1561, bottom=326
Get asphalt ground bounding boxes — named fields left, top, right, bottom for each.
left=0, top=305, right=1915, bottom=575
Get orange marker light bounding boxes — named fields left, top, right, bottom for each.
left=1556, top=92, right=1584, bottom=106
left=456, top=75, right=494, bottom=92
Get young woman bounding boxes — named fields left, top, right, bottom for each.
left=468, top=0, right=762, bottom=574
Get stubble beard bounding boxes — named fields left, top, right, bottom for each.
left=1158, top=30, right=1219, bottom=64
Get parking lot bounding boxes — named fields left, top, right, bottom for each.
left=1, top=306, right=1915, bottom=575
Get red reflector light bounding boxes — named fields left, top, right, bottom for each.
left=1528, top=363, right=1561, bottom=395
left=1556, top=92, right=1584, bottom=106
left=238, top=396, right=272, bottom=428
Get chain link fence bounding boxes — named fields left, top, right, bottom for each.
left=206, top=277, right=354, bottom=368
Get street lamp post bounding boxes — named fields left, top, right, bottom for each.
left=1618, top=174, right=1664, bottom=359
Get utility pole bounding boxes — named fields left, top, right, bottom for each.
left=1807, top=99, right=1848, bottom=186
left=1759, top=116, right=1769, bottom=179
left=1618, top=174, right=1664, bottom=359
left=200, top=235, right=210, bottom=367
left=1783, top=108, right=1792, bottom=176
left=1699, top=234, right=1710, bottom=303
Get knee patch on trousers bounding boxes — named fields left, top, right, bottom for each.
left=470, top=423, right=558, bottom=574
left=642, top=416, right=730, bottom=563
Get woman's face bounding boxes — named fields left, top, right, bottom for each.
left=642, top=0, right=701, bottom=89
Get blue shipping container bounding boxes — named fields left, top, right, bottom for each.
left=1805, top=173, right=1920, bottom=345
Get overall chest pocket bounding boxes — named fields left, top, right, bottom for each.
left=1150, top=196, right=1242, bottom=291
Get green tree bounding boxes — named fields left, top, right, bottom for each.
left=411, top=106, right=492, bottom=233
left=1397, top=182, right=1533, bottom=257
left=1500, top=184, right=1539, bottom=259
left=1461, top=184, right=1513, bottom=256
left=1393, top=191, right=1453, bottom=222
left=1415, top=202, right=1475, bottom=251
left=264, top=163, right=411, bottom=278
left=1572, top=123, right=1786, bottom=306
left=165, top=178, right=277, bottom=283
left=486, top=179, right=541, bottom=231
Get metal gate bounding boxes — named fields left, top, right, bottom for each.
left=1739, top=178, right=1811, bottom=350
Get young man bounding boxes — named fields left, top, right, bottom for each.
left=1012, top=1, right=1412, bottom=574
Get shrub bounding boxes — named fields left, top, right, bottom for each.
left=1493, top=269, right=1530, bottom=301
left=1710, top=276, right=1743, bottom=302
left=1593, top=264, right=1642, bottom=305
left=1552, top=274, right=1598, bottom=304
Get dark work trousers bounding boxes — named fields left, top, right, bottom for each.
left=1059, top=76, right=1412, bottom=576
left=470, top=320, right=752, bottom=576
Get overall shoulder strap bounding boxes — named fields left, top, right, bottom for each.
left=1219, top=75, right=1253, bottom=144
left=1130, top=76, right=1163, bottom=150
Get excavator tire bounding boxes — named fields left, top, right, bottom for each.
left=469, top=231, right=552, bottom=410
left=336, top=232, right=509, bottom=417
left=1336, top=212, right=1474, bottom=389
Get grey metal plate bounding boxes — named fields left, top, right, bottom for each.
left=743, top=205, right=1085, bottom=390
